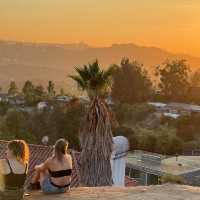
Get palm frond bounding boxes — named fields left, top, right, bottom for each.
left=102, top=66, right=116, bottom=85
left=89, top=60, right=100, bottom=77
left=70, top=60, right=114, bottom=96
left=69, top=75, right=87, bottom=90
left=74, top=67, right=90, bottom=82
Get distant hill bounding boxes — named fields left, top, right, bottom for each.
left=0, top=40, right=200, bottom=93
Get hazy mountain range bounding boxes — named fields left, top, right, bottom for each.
left=0, top=40, right=200, bottom=94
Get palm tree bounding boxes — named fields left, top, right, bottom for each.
left=69, top=60, right=115, bottom=186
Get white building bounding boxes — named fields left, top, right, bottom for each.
left=37, top=101, right=48, bottom=110
left=56, top=95, right=73, bottom=102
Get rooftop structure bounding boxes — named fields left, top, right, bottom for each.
left=56, top=95, right=73, bottom=102
left=148, top=101, right=200, bottom=119
left=148, top=102, right=167, bottom=109
left=0, top=93, right=9, bottom=102
left=126, top=151, right=200, bottom=186
left=166, top=102, right=200, bottom=113
left=37, top=101, right=49, bottom=110
left=149, top=101, right=200, bottom=114
left=163, top=112, right=180, bottom=119
left=25, top=184, right=200, bottom=200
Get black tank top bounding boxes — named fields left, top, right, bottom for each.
left=48, top=168, right=72, bottom=178
left=3, top=159, right=28, bottom=189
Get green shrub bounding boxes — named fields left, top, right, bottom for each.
left=161, top=174, right=185, bottom=184
left=114, top=103, right=155, bottom=125
left=0, top=108, right=36, bottom=143
left=0, top=103, right=86, bottom=150
left=0, top=102, right=11, bottom=116
left=111, top=58, right=153, bottom=104
left=134, top=125, right=183, bottom=154
left=176, top=114, right=200, bottom=142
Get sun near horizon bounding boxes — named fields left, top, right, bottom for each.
left=0, top=0, right=200, bottom=57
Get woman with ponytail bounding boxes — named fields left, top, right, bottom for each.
left=31, top=138, right=72, bottom=193
left=0, top=140, right=29, bottom=200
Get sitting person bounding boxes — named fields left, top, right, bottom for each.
left=31, top=138, right=72, bottom=193
left=0, top=140, right=29, bottom=200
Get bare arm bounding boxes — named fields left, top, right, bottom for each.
left=0, top=159, right=5, bottom=191
left=68, top=155, right=73, bottom=169
left=0, top=159, right=6, bottom=174
left=35, top=159, right=50, bottom=172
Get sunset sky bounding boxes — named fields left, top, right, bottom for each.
left=0, top=0, right=200, bottom=57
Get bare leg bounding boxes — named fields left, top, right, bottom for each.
left=39, top=170, right=49, bottom=185
left=32, top=169, right=49, bottom=183
left=31, top=169, right=41, bottom=183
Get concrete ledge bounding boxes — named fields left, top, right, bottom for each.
left=25, top=184, right=200, bottom=200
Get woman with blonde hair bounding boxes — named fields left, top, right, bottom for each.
left=0, top=140, right=30, bottom=200
left=31, top=138, right=72, bottom=193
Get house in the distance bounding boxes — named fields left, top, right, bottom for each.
left=126, top=150, right=200, bottom=186
left=55, top=95, right=73, bottom=103
left=166, top=102, right=200, bottom=115
left=78, top=96, right=90, bottom=104
left=9, top=95, right=25, bottom=106
left=0, top=93, right=9, bottom=102
left=149, top=102, right=200, bottom=119
left=37, top=101, right=49, bottom=111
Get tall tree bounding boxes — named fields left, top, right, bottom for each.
left=8, top=81, right=18, bottom=96
left=191, top=70, right=200, bottom=87
left=22, top=80, right=35, bottom=105
left=47, top=80, right=56, bottom=98
left=187, top=70, right=200, bottom=103
left=23, top=80, right=34, bottom=94
left=34, top=85, right=46, bottom=102
left=111, top=58, right=153, bottom=104
left=69, top=60, right=114, bottom=186
left=60, top=88, right=65, bottom=96
left=155, top=59, right=190, bottom=101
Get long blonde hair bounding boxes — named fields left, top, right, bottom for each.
left=54, top=138, right=68, bottom=162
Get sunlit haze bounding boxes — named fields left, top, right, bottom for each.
left=0, top=0, right=200, bottom=56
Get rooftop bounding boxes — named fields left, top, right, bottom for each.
left=25, top=184, right=200, bottom=200
left=162, top=156, right=200, bottom=175
left=167, top=102, right=200, bottom=112
left=149, top=101, right=200, bottom=113
left=127, top=151, right=200, bottom=176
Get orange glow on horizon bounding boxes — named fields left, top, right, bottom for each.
left=0, top=0, right=200, bottom=57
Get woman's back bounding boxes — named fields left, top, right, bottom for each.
left=1, top=159, right=28, bottom=189
left=48, top=154, right=72, bottom=186
left=1, top=159, right=27, bottom=174
left=0, top=140, right=29, bottom=200
left=49, top=154, right=72, bottom=170
left=31, top=138, right=72, bottom=194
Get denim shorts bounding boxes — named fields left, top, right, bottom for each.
left=41, top=177, right=67, bottom=194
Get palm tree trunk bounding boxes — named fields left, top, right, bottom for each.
left=80, top=97, right=113, bottom=186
